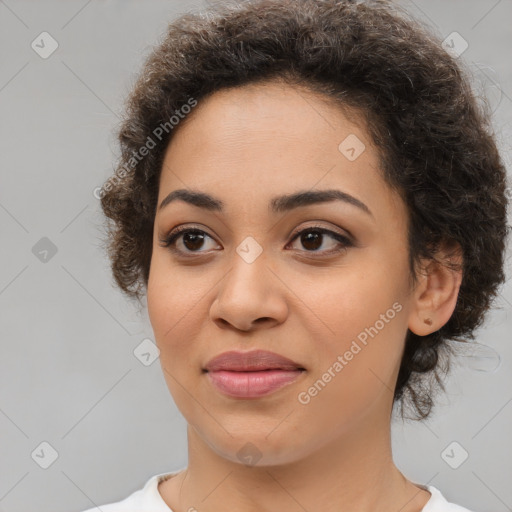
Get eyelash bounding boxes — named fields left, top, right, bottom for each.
left=159, top=223, right=354, bottom=258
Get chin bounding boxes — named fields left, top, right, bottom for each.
left=197, top=425, right=309, bottom=468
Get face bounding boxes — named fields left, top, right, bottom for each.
left=147, top=80, right=416, bottom=465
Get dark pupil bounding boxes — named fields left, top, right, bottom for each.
left=183, top=231, right=205, bottom=251
left=183, top=230, right=323, bottom=251
left=301, top=231, right=322, bottom=251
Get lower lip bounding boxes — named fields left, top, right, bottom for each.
left=206, top=369, right=304, bottom=398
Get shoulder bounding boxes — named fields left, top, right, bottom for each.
left=423, top=485, right=474, bottom=512
left=78, top=470, right=183, bottom=512
left=79, top=487, right=145, bottom=512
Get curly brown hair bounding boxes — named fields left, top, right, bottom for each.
left=99, top=0, right=510, bottom=420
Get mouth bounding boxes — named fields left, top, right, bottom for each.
left=204, top=368, right=305, bottom=398
left=202, top=367, right=306, bottom=373
left=203, top=349, right=306, bottom=398
left=203, top=349, right=305, bottom=372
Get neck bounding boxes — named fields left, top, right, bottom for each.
left=159, top=404, right=431, bottom=512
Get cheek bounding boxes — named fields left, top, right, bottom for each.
left=147, top=257, right=193, bottom=354
left=146, top=254, right=215, bottom=377
left=295, top=297, right=406, bottom=438
left=146, top=261, right=207, bottom=417
left=300, top=262, right=407, bottom=408
left=147, top=252, right=204, bottom=331
left=304, top=257, right=405, bottom=340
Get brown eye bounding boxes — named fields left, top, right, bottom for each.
left=180, top=230, right=207, bottom=251
left=299, top=230, right=324, bottom=251
left=287, top=226, right=353, bottom=256
left=160, top=227, right=219, bottom=254
left=159, top=223, right=353, bottom=258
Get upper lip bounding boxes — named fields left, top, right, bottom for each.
left=204, top=349, right=305, bottom=372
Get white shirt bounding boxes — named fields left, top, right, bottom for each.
left=80, top=469, right=474, bottom=512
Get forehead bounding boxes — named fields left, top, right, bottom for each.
left=163, top=80, right=372, bottom=166
left=157, top=80, right=403, bottom=224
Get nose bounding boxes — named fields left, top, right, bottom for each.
left=209, top=249, right=288, bottom=332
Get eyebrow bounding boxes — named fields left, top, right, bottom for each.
left=158, top=188, right=373, bottom=218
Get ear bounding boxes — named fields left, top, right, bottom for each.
left=408, top=241, right=463, bottom=336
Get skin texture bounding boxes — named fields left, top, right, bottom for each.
left=147, top=80, right=463, bottom=512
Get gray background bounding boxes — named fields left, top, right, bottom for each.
left=0, top=1, right=511, bottom=511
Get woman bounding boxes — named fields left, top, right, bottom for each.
left=83, top=0, right=509, bottom=510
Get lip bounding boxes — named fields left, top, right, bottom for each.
left=206, top=369, right=304, bottom=398
left=203, top=349, right=306, bottom=399
left=204, top=349, right=305, bottom=372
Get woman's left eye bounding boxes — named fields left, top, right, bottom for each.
left=287, top=226, right=353, bottom=255
left=159, top=224, right=353, bottom=257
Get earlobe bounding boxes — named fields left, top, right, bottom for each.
left=408, top=242, right=463, bottom=336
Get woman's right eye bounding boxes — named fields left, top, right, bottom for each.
left=159, top=227, right=219, bottom=255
